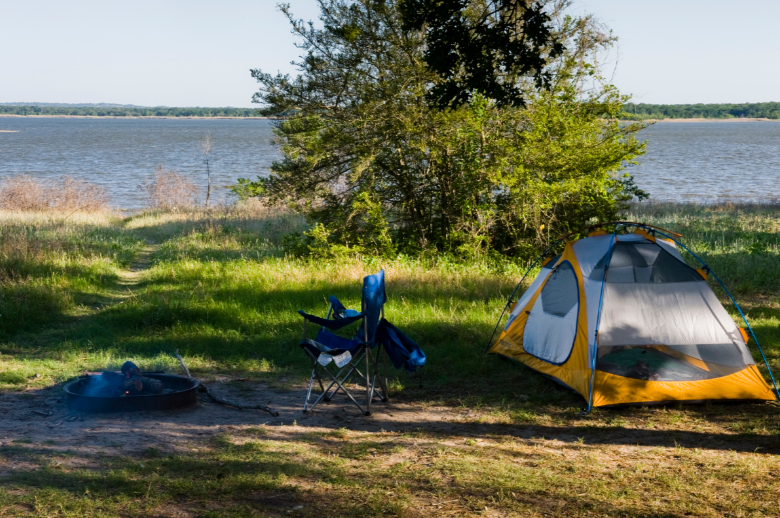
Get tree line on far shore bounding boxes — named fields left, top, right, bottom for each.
left=0, top=105, right=270, bottom=118
left=5, top=102, right=778, bottom=121
left=623, top=102, right=780, bottom=120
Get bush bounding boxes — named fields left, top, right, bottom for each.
left=141, top=166, right=199, bottom=210
left=0, top=175, right=109, bottom=212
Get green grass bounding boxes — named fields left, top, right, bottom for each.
left=627, top=202, right=780, bottom=294
left=1, top=202, right=780, bottom=516
left=0, top=210, right=144, bottom=336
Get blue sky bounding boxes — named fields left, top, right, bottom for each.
left=1, top=0, right=778, bottom=107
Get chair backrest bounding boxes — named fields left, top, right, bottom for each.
left=361, top=270, right=387, bottom=343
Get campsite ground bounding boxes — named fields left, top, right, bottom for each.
left=0, top=203, right=779, bottom=517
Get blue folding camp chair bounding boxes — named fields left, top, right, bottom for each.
left=298, top=270, right=426, bottom=415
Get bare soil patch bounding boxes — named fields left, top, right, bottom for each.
left=2, top=381, right=779, bottom=461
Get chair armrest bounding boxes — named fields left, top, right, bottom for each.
left=297, top=310, right=364, bottom=330
left=303, top=338, right=329, bottom=352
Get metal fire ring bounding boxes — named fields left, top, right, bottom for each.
left=63, top=373, right=200, bottom=413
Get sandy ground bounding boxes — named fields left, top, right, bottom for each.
left=0, top=379, right=481, bottom=458
left=1, top=378, right=779, bottom=466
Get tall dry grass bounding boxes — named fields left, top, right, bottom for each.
left=0, top=175, right=109, bottom=213
left=140, top=166, right=199, bottom=210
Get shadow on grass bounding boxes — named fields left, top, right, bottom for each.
left=1, top=419, right=778, bottom=517
left=5, top=275, right=780, bottom=410
left=127, top=213, right=304, bottom=248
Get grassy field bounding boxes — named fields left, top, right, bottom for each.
left=1, top=202, right=779, bottom=517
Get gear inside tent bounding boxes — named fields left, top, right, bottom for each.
left=488, top=223, right=779, bottom=408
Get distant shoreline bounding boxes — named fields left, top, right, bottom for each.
left=629, top=117, right=776, bottom=123
left=3, top=114, right=776, bottom=123
left=0, top=114, right=270, bottom=120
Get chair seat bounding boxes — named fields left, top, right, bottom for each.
left=299, top=329, right=364, bottom=358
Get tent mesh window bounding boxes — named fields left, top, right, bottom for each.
left=523, top=262, right=579, bottom=364
left=541, top=263, right=578, bottom=317
left=592, top=240, right=751, bottom=382
left=589, top=242, right=703, bottom=283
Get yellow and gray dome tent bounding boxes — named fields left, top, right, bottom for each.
left=488, top=222, right=779, bottom=409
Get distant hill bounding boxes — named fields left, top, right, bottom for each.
left=623, top=102, right=780, bottom=120
left=0, top=103, right=268, bottom=117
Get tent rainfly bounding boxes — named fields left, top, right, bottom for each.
left=488, top=223, right=779, bottom=409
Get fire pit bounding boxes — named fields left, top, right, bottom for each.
left=64, top=372, right=199, bottom=413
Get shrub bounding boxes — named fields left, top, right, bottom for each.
left=0, top=175, right=109, bottom=212
left=248, top=0, right=647, bottom=259
left=140, top=166, right=199, bottom=210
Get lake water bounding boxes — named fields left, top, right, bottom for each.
left=0, top=117, right=280, bottom=209
left=631, top=121, right=780, bottom=203
left=1, top=117, right=779, bottom=208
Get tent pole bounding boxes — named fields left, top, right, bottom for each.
left=587, top=228, right=620, bottom=412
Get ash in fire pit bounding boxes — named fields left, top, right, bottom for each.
left=77, top=362, right=170, bottom=397
left=64, top=363, right=199, bottom=413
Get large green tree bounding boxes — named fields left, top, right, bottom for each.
left=399, top=0, right=565, bottom=109
left=246, top=0, right=646, bottom=259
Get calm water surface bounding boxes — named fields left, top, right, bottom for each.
left=0, top=117, right=279, bottom=209
left=1, top=117, right=779, bottom=208
left=632, top=121, right=780, bottom=203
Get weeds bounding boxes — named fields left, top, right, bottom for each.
left=0, top=175, right=109, bottom=213
left=140, top=165, right=199, bottom=210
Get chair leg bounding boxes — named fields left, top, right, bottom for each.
left=304, top=360, right=341, bottom=414
left=365, top=346, right=388, bottom=403
left=314, top=370, right=329, bottom=401
left=303, top=365, right=317, bottom=414
left=320, top=363, right=367, bottom=414
left=365, top=347, right=372, bottom=415
left=304, top=352, right=370, bottom=415
left=379, top=345, right=389, bottom=402
left=322, top=351, right=367, bottom=401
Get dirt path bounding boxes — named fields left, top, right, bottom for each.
left=116, top=239, right=159, bottom=288
left=0, top=382, right=453, bottom=458
left=1, top=379, right=778, bottom=466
